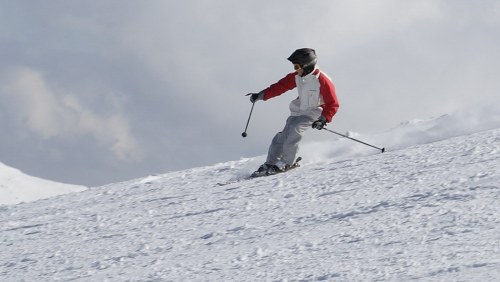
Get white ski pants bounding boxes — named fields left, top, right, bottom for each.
left=266, top=115, right=314, bottom=166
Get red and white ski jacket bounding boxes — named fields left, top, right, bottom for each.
left=261, top=68, right=339, bottom=122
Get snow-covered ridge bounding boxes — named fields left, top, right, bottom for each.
left=300, top=104, right=500, bottom=165
left=0, top=162, right=87, bottom=205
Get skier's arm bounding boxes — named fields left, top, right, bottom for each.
left=319, top=74, right=339, bottom=122
left=262, top=73, right=297, bottom=100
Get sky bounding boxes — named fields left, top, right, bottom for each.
left=1, top=0, right=499, bottom=186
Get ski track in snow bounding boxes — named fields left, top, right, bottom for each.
left=1, top=129, right=499, bottom=281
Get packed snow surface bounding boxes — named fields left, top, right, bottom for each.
left=0, top=162, right=86, bottom=205
left=1, top=107, right=499, bottom=281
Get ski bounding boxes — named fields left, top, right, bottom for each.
left=216, top=157, right=302, bottom=186
left=250, top=157, right=302, bottom=178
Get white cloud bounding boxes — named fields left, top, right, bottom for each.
left=1, top=67, right=141, bottom=160
left=327, top=0, right=444, bottom=38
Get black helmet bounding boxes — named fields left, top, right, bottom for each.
left=287, top=48, right=317, bottom=67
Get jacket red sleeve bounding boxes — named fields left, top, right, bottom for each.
left=262, top=72, right=297, bottom=100
left=318, top=73, right=339, bottom=123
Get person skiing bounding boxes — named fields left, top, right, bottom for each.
left=248, top=48, right=339, bottom=176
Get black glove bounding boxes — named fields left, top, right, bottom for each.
left=247, top=92, right=264, bottom=103
left=312, top=116, right=327, bottom=130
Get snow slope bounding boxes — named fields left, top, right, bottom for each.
left=0, top=108, right=499, bottom=281
left=0, top=162, right=87, bottom=205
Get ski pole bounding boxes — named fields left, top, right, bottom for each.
left=241, top=101, right=255, bottom=138
left=322, top=128, right=385, bottom=153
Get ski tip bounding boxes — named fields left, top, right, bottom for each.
left=381, top=148, right=386, bottom=153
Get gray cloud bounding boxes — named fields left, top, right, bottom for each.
left=1, top=67, right=141, bottom=160
left=0, top=0, right=499, bottom=186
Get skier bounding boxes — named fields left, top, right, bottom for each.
left=248, top=48, right=339, bottom=176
